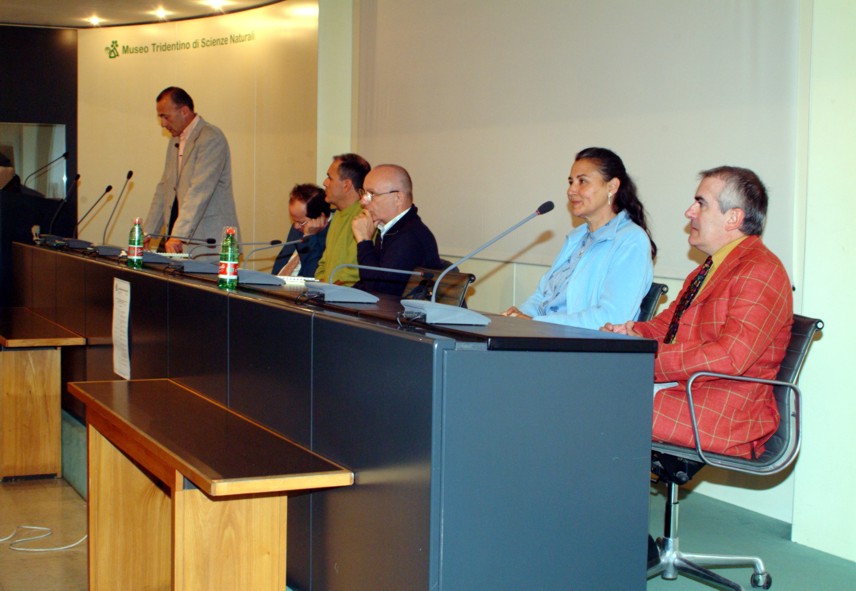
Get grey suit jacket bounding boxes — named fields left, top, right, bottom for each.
left=144, top=115, right=240, bottom=255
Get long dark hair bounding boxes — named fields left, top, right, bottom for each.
left=575, top=147, right=657, bottom=259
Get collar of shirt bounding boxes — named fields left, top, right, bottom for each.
left=591, top=209, right=623, bottom=240
left=178, top=114, right=200, bottom=159
left=699, top=234, right=747, bottom=293
left=377, top=206, right=411, bottom=239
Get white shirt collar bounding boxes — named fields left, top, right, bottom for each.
left=378, top=206, right=411, bottom=238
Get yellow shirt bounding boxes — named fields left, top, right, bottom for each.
left=698, top=235, right=747, bottom=294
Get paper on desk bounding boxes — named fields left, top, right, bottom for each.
left=112, top=278, right=132, bottom=380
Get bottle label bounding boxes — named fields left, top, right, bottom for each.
left=128, top=245, right=143, bottom=259
left=219, top=260, right=238, bottom=280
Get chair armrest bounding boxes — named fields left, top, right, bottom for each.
left=685, top=371, right=801, bottom=469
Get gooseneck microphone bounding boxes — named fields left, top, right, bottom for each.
left=102, top=170, right=133, bottom=245
left=431, top=201, right=553, bottom=303
left=308, top=263, right=439, bottom=305
left=186, top=238, right=280, bottom=259
left=48, top=173, right=80, bottom=235
left=75, top=184, right=113, bottom=236
left=23, top=152, right=68, bottom=188
left=400, top=200, right=555, bottom=325
left=148, top=233, right=217, bottom=246
left=329, top=263, right=434, bottom=285
left=244, top=239, right=288, bottom=260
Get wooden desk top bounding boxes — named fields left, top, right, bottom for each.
left=0, top=307, right=86, bottom=347
left=68, top=379, right=353, bottom=496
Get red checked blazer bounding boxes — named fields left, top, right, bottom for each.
left=634, top=236, right=793, bottom=458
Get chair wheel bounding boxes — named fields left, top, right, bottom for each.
left=751, top=572, right=772, bottom=589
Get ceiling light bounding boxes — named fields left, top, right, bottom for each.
left=203, top=1, right=231, bottom=12
left=86, top=15, right=103, bottom=26
left=152, top=7, right=172, bottom=20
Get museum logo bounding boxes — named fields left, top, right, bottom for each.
left=105, top=40, right=120, bottom=59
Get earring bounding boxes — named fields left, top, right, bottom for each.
left=607, top=192, right=612, bottom=205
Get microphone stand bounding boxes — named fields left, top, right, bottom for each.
left=75, top=185, right=113, bottom=236
left=401, top=201, right=554, bottom=325
left=305, top=264, right=435, bottom=304
left=23, top=152, right=68, bottom=188
left=46, top=174, right=80, bottom=236
left=101, top=171, right=133, bottom=246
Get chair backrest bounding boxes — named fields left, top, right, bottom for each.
left=653, top=313, right=823, bottom=475
left=402, top=266, right=476, bottom=308
left=638, top=282, right=668, bottom=322
left=759, top=314, right=824, bottom=465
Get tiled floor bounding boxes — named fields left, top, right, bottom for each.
left=0, top=479, right=86, bottom=591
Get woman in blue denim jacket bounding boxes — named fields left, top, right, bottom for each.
left=503, top=147, right=656, bottom=330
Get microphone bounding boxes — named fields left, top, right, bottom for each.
left=76, top=184, right=113, bottom=232
left=101, top=170, right=133, bottom=246
left=244, top=239, right=289, bottom=260
left=329, top=263, right=435, bottom=285
left=47, top=173, right=80, bottom=235
left=306, top=263, right=382, bottom=304
left=153, top=234, right=217, bottom=258
left=401, top=200, right=554, bottom=325
left=148, top=233, right=217, bottom=246
left=307, top=263, right=436, bottom=304
left=186, top=238, right=278, bottom=259
left=54, top=184, right=113, bottom=248
left=23, top=152, right=68, bottom=188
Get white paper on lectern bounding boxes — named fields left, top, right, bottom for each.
left=112, top=278, right=132, bottom=380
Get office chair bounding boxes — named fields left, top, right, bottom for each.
left=648, top=314, right=823, bottom=591
left=639, top=282, right=668, bottom=322
left=402, top=265, right=475, bottom=308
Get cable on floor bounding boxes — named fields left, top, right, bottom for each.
left=0, top=525, right=87, bottom=552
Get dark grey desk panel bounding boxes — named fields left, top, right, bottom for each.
left=11, top=243, right=33, bottom=308
left=30, top=243, right=58, bottom=319
left=438, top=348, right=654, bottom=590
left=122, top=267, right=169, bottom=379
left=168, top=278, right=228, bottom=404
left=227, top=292, right=318, bottom=591
left=310, top=313, right=454, bottom=591
left=228, top=293, right=314, bottom=446
left=54, top=252, right=87, bottom=336
left=77, top=260, right=170, bottom=379
left=83, top=257, right=116, bottom=343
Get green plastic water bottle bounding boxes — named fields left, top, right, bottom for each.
left=127, top=217, right=144, bottom=269
left=217, top=227, right=239, bottom=289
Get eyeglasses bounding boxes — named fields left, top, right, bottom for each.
left=359, top=188, right=399, bottom=203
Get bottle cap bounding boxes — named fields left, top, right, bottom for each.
left=225, top=227, right=236, bottom=235
left=134, top=217, right=142, bottom=224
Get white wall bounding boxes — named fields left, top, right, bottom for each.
left=354, top=0, right=798, bottom=284
left=77, top=2, right=319, bottom=269
left=317, top=0, right=356, bottom=172
left=790, top=0, right=856, bottom=561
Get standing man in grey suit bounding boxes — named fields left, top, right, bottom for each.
left=143, top=86, right=240, bottom=258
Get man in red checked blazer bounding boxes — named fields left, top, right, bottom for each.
left=603, top=166, right=792, bottom=459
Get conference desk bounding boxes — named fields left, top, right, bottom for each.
left=13, top=241, right=657, bottom=591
